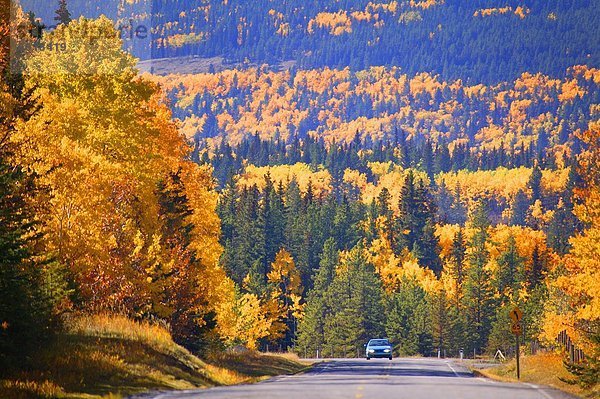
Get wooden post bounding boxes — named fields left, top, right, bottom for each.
left=516, top=334, right=521, bottom=380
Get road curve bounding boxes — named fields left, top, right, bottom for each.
left=137, top=358, right=577, bottom=399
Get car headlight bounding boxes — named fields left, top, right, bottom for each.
left=383, top=349, right=391, bottom=353
left=368, top=349, right=375, bottom=353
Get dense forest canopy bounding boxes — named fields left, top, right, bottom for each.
left=19, top=0, right=600, bottom=83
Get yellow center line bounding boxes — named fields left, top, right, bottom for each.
left=356, top=385, right=364, bottom=399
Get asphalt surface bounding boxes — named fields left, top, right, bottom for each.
left=139, top=358, right=577, bottom=399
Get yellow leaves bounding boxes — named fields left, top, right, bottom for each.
left=543, top=125, right=600, bottom=351
left=366, top=236, right=441, bottom=294
left=409, top=0, right=444, bottom=10
left=150, top=64, right=593, bottom=151
left=239, top=163, right=332, bottom=198
left=409, top=72, right=444, bottom=97
left=473, top=6, right=529, bottom=19
left=13, top=18, right=230, bottom=330
left=559, top=79, right=585, bottom=103
left=308, top=11, right=352, bottom=35
left=216, top=285, right=271, bottom=350
left=437, top=167, right=569, bottom=210
left=268, top=249, right=302, bottom=296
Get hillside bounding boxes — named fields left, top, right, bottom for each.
left=20, top=0, right=600, bottom=83
left=149, top=65, right=599, bottom=153
left=0, top=314, right=307, bottom=399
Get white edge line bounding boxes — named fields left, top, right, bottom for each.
left=525, top=383, right=554, bottom=399
left=446, top=362, right=460, bottom=378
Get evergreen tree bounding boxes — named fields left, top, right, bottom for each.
left=430, top=290, right=450, bottom=356
left=0, top=62, right=68, bottom=366
left=54, top=0, right=71, bottom=25
left=449, top=228, right=467, bottom=305
left=527, top=244, right=546, bottom=289
left=261, top=172, right=285, bottom=267
left=397, top=172, right=441, bottom=274
left=546, top=198, right=577, bottom=255
left=486, top=305, right=514, bottom=355
left=495, top=235, right=524, bottom=302
left=323, top=243, right=385, bottom=357
left=295, top=238, right=338, bottom=356
left=377, top=187, right=395, bottom=247
left=448, top=183, right=467, bottom=225
left=510, top=189, right=529, bottom=226
left=0, top=151, right=61, bottom=364
left=385, top=276, right=432, bottom=356
left=463, top=203, right=494, bottom=356
left=528, top=164, right=543, bottom=205
left=155, top=170, right=208, bottom=347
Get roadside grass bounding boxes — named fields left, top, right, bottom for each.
left=205, top=351, right=311, bottom=379
left=0, top=314, right=307, bottom=399
left=476, top=352, right=598, bottom=398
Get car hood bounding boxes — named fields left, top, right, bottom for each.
left=367, top=345, right=391, bottom=350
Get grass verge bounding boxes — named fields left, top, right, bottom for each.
left=0, top=314, right=308, bottom=399
left=474, top=352, right=598, bottom=399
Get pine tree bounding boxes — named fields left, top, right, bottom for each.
left=495, top=235, right=525, bottom=302
left=323, top=243, right=385, bottom=357
left=510, top=189, right=529, bottom=226
left=527, top=244, right=546, bottom=289
left=385, top=276, right=432, bottom=356
left=397, top=172, right=441, bottom=274
left=430, top=290, right=450, bottom=356
left=295, top=238, right=338, bottom=356
left=463, top=203, right=495, bottom=356
left=261, top=172, right=285, bottom=267
left=0, top=56, right=67, bottom=364
left=154, top=170, right=205, bottom=347
left=546, top=198, right=577, bottom=255
left=54, top=0, right=71, bottom=25
left=377, top=187, right=395, bottom=246
left=449, top=228, right=466, bottom=305
left=528, top=164, right=543, bottom=205
left=0, top=151, right=59, bottom=362
left=448, top=183, right=467, bottom=225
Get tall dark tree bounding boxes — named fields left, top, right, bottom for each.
left=463, top=202, right=494, bottom=356
left=323, top=243, right=385, bottom=357
left=54, top=0, right=72, bottom=25
left=295, top=238, right=338, bottom=356
left=495, top=235, right=524, bottom=301
left=397, top=172, right=441, bottom=274
left=449, top=228, right=467, bottom=305
left=510, top=189, right=529, bottom=226
left=528, top=164, right=543, bottom=205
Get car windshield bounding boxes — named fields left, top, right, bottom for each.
left=369, top=340, right=389, bottom=346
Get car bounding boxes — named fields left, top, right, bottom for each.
left=365, top=338, right=392, bottom=360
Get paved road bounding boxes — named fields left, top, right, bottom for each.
left=141, top=358, right=576, bottom=399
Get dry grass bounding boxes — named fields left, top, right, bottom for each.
left=478, top=352, right=599, bottom=398
left=65, top=313, right=173, bottom=350
left=0, top=314, right=308, bottom=399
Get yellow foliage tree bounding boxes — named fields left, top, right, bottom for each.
left=543, top=124, right=600, bottom=353
left=216, top=281, right=271, bottom=350
left=265, top=248, right=303, bottom=343
left=13, top=17, right=234, bottom=342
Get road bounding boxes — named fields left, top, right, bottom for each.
left=140, top=358, right=576, bottom=399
